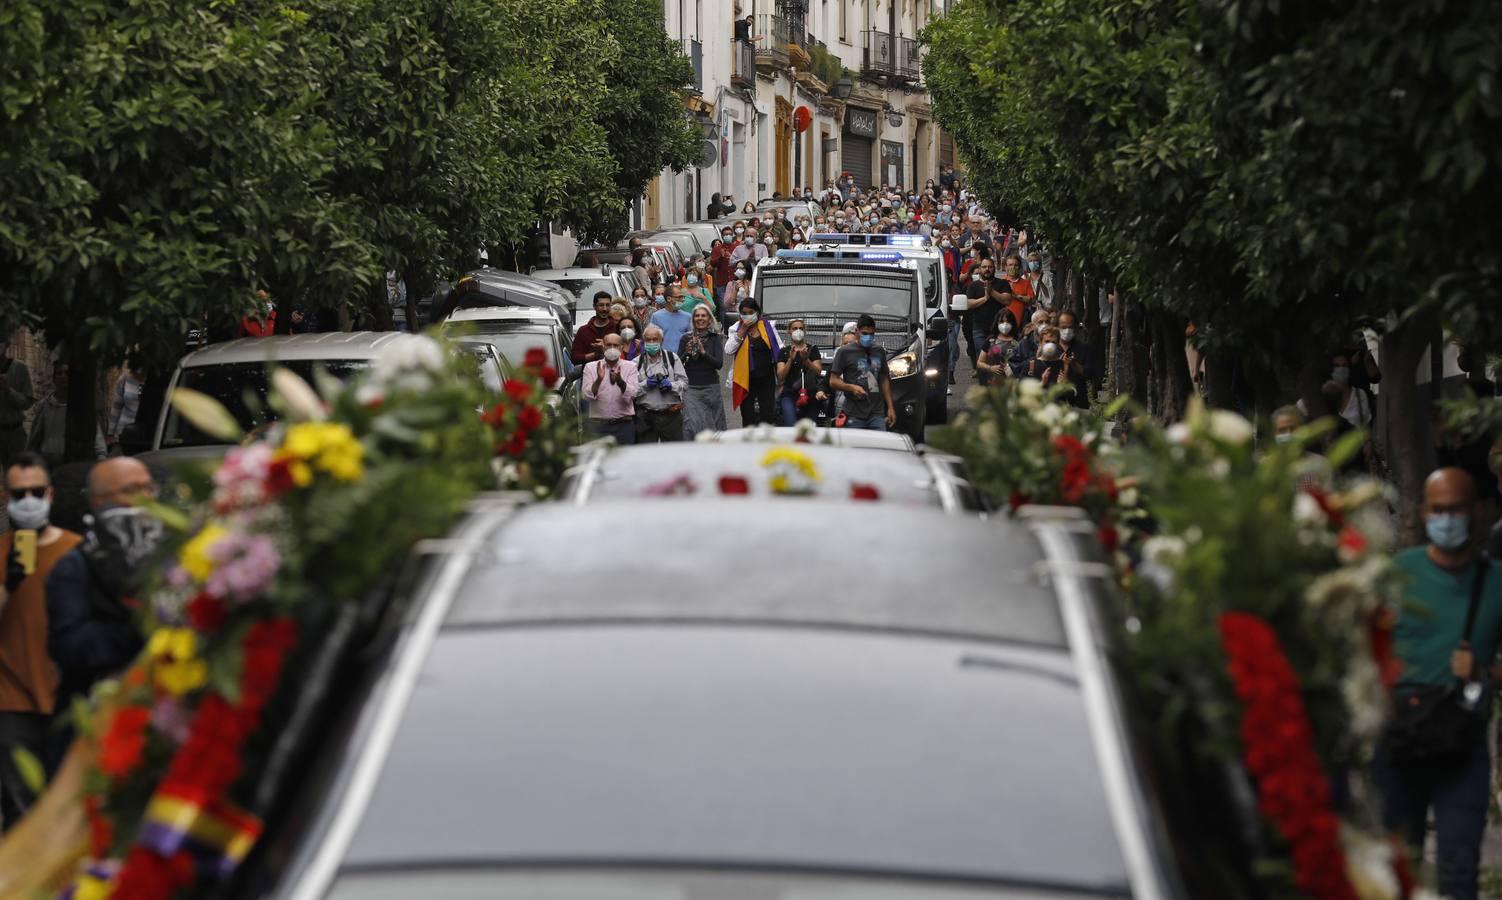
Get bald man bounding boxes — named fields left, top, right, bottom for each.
left=45, top=458, right=159, bottom=735
left=1378, top=467, right=1502, bottom=900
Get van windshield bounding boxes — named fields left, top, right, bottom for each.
left=160, top=361, right=369, bottom=448
left=757, top=271, right=916, bottom=321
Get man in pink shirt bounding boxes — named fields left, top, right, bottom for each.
left=582, top=332, right=640, bottom=445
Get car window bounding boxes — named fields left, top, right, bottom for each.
left=452, top=327, right=560, bottom=370
left=161, top=360, right=369, bottom=447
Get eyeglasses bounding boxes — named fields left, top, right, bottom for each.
left=9, top=487, right=46, bottom=500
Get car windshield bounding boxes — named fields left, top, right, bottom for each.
left=758, top=270, right=916, bottom=320
left=452, top=326, right=559, bottom=369
left=160, top=360, right=370, bottom=447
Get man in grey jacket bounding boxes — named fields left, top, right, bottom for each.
left=634, top=325, right=689, bottom=443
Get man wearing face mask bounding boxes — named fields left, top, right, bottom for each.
left=582, top=333, right=640, bottom=445
left=0, top=453, right=81, bottom=824
left=729, top=227, right=767, bottom=270
left=47, top=458, right=162, bottom=751
left=633, top=325, right=688, bottom=443
left=570, top=291, right=620, bottom=365
left=828, top=315, right=897, bottom=431
left=650, top=284, right=694, bottom=354
left=1379, top=468, right=1502, bottom=900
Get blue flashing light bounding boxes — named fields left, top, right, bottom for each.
left=809, top=233, right=852, bottom=243
left=856, top=251, right=904, bottom=261
left=885, top=234, right=929, bottom=247
left=774, top=249, right=821, bottom=259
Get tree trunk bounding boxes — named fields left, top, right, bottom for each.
left=1149, top=312, right=1193, bottom=423
left=1205, top=352, right=1236, bottom=410
left=1382, top=313, right=1439, bottom=547
left=1118, top=293, right=1151, bottom=416
left=64, top=341, right=98, bottom=463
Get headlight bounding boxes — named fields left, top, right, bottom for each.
left=889, top=351, right=918, bottom=378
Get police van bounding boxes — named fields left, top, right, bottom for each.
left=751, top=243, right=950, bottom=440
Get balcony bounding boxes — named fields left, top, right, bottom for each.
left=755, top=14, right=791, bottom=71
left=682, top=38, right=703, bottom=93
left=898, top=36, right=921, bottom=83
left=863, top=30, right=920, bottom=83
left=862, top=29, right=896, bottom=78
left=731, top=37, right=756, bottom=87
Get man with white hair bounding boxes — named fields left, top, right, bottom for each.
left=633, top=325, right=688, bottom=443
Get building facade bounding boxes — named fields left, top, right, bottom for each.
left=648, top=0, right=953, bottom=228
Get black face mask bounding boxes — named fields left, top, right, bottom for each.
left=81, top=506, right=166, bottom=598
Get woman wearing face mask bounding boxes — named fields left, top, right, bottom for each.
left=725, top=264, right=753, bottom=329
left=617, top=316, right=644, bottom=361
left=679, top=305, right=727, bottom=438
left=775, top=319, right=826, bottom=425
left=742, top=201, right=758, bottom=214
left=1025, top=250, right=1054, bottom=309
left=977, top=313, right=1021, bottom=385
left=1022, top=327, right=1066, bottom=389
left=629, top=248, right=652, bottom=292
left=725, top=299, right=782, bottom=427
left=959, top=243, right=990, bottom=289
left=682, top=269, right=717, bottom=319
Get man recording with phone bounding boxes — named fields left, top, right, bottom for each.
left=0, top=452, right=81, bottom=828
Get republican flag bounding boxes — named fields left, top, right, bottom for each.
left=730, top=319, right=781, bottom=408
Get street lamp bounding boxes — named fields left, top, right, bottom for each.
left=694, top=109, right=720, bottom=141
left=831, top=75, right=854, bottom=99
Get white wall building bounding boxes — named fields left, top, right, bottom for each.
left=648, top=0, right=953, bottom=229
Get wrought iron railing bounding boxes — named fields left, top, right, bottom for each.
left=897, top=36, right=921, bottom=82
left=862, top=29, right=896, bottom=77
left=756, top=14, right=791, bottom=68
left=732, top=37, right=756, bottom=86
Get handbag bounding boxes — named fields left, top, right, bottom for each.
left=1384, top=559, right=1490, bottom=764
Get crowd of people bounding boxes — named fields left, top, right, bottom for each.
left=567, top=172, right=1094, bottom=441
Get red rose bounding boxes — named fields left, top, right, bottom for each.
left=99, top=705, right=151, bottom=780
left=1096, top=523, right=1119, bottom=553
left=503, top=379, right=533, bottom=403
left=1050, top=434, right=1087, bottom=459
left=264, top=457, right=296, bottom=496
left=850, top=482, right=881, bottom=501
left=523, top=347, right=549, bottom=369
left=84, top=794, right=114, bottom=858
left=501, top=431, right=528, bottom=458
left=719, top=475, right=750, bottom=495
left=539, top=366, right=558, bottom=386
left=186, top=593, right=227, bottom=633
left=480, top=404, right=507, bottom=429
left=517, top=405, right=544, bottom=432
left=111, top=847, right=195, bottom=899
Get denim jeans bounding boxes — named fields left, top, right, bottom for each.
left=844, top=415, right=888, bottom=431
left=947, top=319, right=961, bottom=376
left=1376, top=734, right=1491, bottom=900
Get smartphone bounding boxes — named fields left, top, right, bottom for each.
left=13, top=529, right=37, bottom=576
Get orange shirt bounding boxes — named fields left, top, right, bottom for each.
left=0, top=529, right=82, bottom=714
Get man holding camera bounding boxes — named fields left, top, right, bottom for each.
left=0, top=452, right=81, bottom=828
left=633, top=325, right=688, bottom=443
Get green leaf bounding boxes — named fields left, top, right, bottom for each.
left=171, top=388, right=245, bottom=443
left=11, top=746, right=45, bottom=795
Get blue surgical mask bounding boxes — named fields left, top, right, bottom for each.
left=1426, top=513, right=1471, bottom=551
left=687, top=274, right=700, bottom=285
left=858, top=333, right=875, bottom=348
left=644, top=341, right=662, bottom=355
left=1028, top=260, right=1041, bottom=272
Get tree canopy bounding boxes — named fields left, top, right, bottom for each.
left=0, top=0, right=698, bottom=366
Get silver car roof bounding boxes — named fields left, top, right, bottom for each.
left=177, top=332, right=419, bottom=367
left=702, top=427, right=917, bottom=453
left=445, top=306, right=559, bottom=324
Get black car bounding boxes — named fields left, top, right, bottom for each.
left=228, top=498, right=1185, bottom=900
left=431, top=268, right=575, bottom=332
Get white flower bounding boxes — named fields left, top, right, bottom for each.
left=374, top=334, right=447, bottom=375
left=1341, top=826, right=1401, bottom=900
left=1293, top=491, right=1324, bottom=526
left=1183, top=526, right=1203, bottom=544
left=1165, top=423, right=1191, bottom=445
left=694, top=429, right=717, bottom=442
left=977, top=421, right=999, bottom=445
left=1142, top=535, right=1187, bottom=565
left=1119, top=486, right=1139, bottom=507
left=1016, top=379, right=1043, bottom=399
left=1206, top=409, right=1254, bottom=445
left=1034, top=403, right=1064, bottom=429
left=1208, top=458, right=1231, bottom=479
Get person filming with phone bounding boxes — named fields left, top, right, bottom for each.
left=0, top=452, right=82, bottom=828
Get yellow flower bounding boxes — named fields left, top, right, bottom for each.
left=761, top=447, right=821, bottom=495
left=280, top=422, right=364, bottom=482
left=178, top=523, right=228, bottom=583
left=148, top=628, right=208, bottom=697
left=73, top=875, right=113, bottom=900
left=761, top=447, right=821, bottom=480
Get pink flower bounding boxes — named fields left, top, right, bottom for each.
left=212, top=443, right=274, bottom=512
left=204, top=531, right=281, bottom=602
left=150, top=695, right=193, bottom=746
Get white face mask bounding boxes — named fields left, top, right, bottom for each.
left=999, top=322, right=1013, bottom=336
left=603, top=347, right=622, bottom=362
left=7, top=495, right=49, bottom=530
left=791, top=329, right=806, bottom=342
left=734, top=227, right=745, bottom=235
left=1060, top=328, right=1075, bottom=342
left=740, top=312, right=757, bottom=324
left=735, top=269, right=747, bottom=279
left=620, top=327, right=636, bottom=341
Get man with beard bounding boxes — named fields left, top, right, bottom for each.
left=46, top=459, right=162, bottom=733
